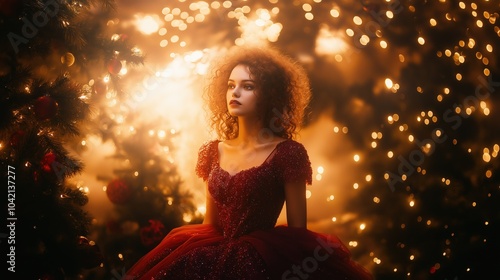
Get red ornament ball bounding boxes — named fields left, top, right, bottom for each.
left=107, top=59, right=122, bottom=75
left=140, top=219, right=166, bottom=248
left=106, top=179, right=132, bottom=204
left=34, top=96, right=58, bottom=120
left=41, top=152, right=57, bottom=173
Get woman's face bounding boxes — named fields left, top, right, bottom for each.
left=226, top=64, right=259, bottom=118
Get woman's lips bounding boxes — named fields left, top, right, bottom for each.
left=229, top=100, right=241, bottom=105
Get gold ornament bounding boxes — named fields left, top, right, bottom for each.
left=61, top=52, right=75, bottom=67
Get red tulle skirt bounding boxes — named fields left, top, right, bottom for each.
left=127, top=224, right=373, bottom=280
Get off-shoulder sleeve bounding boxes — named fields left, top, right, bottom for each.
left=280, top=141, right=312, bottom=185
left=195, top=140, right=218, bottom=181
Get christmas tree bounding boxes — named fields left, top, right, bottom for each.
left=83, top=1, right=497, bottom=279
left=84, top=120, right=201, bottom=279
left=0, top=0, right=142, bottom=278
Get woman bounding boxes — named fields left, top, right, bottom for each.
left=126, top=46, right=373, bottom=279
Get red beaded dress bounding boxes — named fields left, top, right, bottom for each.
left=126, top=139, right=373, bottom=280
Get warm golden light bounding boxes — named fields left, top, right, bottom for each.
left=330, top=8, right=340, bottom=18
left=315, top=25, right=348, bottom=55
left=236, top=8, right=283, bottom=44
left=306, top=190, right=312, bottom=199
left=57, top=2, right=500, bottom=278
left=385, top=78, right=393, bottom=89
left=354, top=154, right=360, bottom=162
left=136, top=15, right=161, bottom=35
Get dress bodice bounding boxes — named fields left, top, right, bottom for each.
left=196, top=140, right=312, bottom=238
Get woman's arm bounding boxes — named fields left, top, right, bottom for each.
left=284, top=180, right=307, bottom=228
left=202, top=182, right=220, bottom=226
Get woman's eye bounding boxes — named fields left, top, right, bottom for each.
left=228, top=84, right=235, bottom=89
left=244, top=84, right=254, bottom=90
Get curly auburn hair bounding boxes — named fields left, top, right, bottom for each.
left=203, top=46, right=311, bottom=140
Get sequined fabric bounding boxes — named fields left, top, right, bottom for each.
left=126, top=140, right=373, bottom=280
left=200, top=139, right=312, bottom=239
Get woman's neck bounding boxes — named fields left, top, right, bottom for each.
left=233, top=117, right=266, bottom=146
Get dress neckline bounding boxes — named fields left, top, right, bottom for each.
left=215, top=139, right=290, bottom=177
